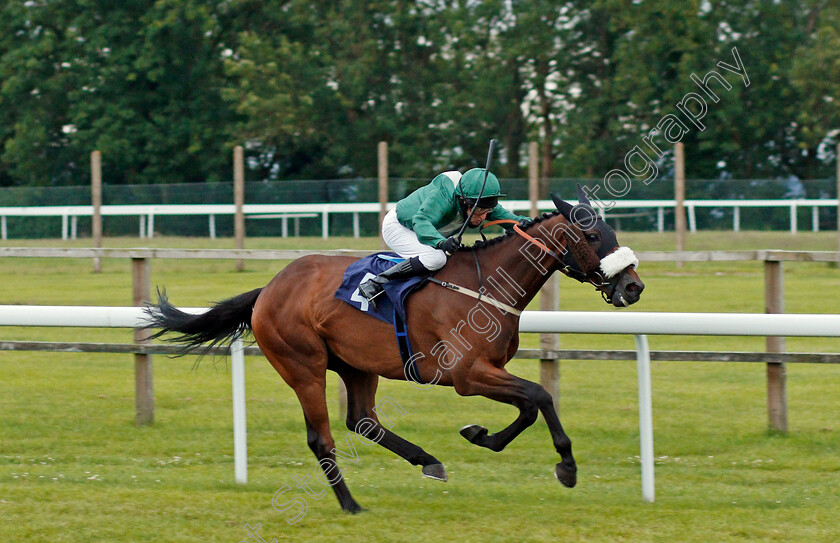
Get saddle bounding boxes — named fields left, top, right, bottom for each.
left=334, top=253, right=429, bottom=324
left=334, top=253, right=430, bottom=382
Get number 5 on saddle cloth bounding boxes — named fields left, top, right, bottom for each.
left=334, top=253, right=430, bottom=382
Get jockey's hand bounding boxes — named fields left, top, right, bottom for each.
left=438, top=236, right=462, bottom=255
left=518, top=218, right=531, bottom=229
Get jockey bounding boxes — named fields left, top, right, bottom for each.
left=358, top=167, right=530, bottom=306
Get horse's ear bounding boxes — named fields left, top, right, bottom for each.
left=551, top=192, right=574, bottom=220
left=576, top=184, right=591, bottom=207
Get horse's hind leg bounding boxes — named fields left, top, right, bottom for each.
left=291, top=380, right=364, bottom=513
left=338, top=364, right=447, bottom=481
left=251, top=298, right=362, bottom=513
left=253, top=324, right=363, bottom=513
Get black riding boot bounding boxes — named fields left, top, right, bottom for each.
left=358, top=256, right=428, bottom=309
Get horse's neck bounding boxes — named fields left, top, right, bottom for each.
left=483, top=237, right=560, bottom=309
left=443, top=219, right=565, bottom=311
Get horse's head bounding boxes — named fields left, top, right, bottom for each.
left=550, top=186, right=645, bottom=307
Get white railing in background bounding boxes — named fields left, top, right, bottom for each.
left=2, top=198, right=838, bottom=240
left=3, top=305, right=840, bottom=502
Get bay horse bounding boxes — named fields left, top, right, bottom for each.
left=144, top=190, right=644, bottom=513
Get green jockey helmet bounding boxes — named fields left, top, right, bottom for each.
left=458, top=168, right=505, bottom=209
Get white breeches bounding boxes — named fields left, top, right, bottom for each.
left=381, top=209, right=448, bottom=270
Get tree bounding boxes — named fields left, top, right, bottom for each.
left=0, top=0, right=87, bottom=185
left=0, top=0, right=236, bottom=187
left=791, top=1, right=840, bottom=180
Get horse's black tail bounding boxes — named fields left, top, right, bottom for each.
left=143, top=287, right=263, bottom=356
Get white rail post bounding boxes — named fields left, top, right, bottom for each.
left=789, top=203, right=797, bottom=234
left=231, top=338, right=248, bottom=484
left=733, top=206, right=740, bottom=232
left=634, top=334, right=654, bottom=503
left=687, top=204, right=697, bottom=234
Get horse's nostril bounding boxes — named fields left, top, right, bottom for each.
left=624, top=281, right=644, bottom=299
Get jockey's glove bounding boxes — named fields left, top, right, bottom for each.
left=438, top=236, right=462, bottom=255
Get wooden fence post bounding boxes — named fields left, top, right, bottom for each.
left=378, top=142, right=388, bottom=250
left=674, top=143, right=686, bottom=268
left=91, top=151, right=102, bottom=273
left=234, top=146, right=245, bottom=272
left=337, top=379, right=348, bottom=423
left=529, top=142, right=539, bottom=218
left=531, top=141, right=560, bottom=414
left=541, top=274, right=560, bottom=416
left=765, top=259, right=787, bottom=432
left=133, top=257, right=154, bottom=426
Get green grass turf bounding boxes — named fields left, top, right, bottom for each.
left=1, top=232, right=839, bottom=542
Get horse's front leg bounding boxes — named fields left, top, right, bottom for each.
left=453, top=362, right=577, bottom=488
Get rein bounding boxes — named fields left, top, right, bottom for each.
left=429, top=216, right=628, bottom=309
left=480, top=219, right=621, bottom=304
left=482, top=219, right=565, bottom=261
left=480, top=219, right=597, bottom=281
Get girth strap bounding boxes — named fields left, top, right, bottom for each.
left=393, top=307, right=424, bottom=383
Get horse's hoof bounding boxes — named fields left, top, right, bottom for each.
left=460, top=424, right=488, bottom=444
left=555, top=463, right=577, bottom=488
left=422, top=463, right=448, bottom=482
left=342, top=501, right=367, bottom=514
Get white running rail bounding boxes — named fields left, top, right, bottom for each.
left=3, top=305, right=840, bottom=501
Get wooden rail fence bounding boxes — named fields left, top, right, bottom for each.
left=2, top=247, right=839, bottom=432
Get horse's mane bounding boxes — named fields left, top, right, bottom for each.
left=468, top=211, right=562, bottom=251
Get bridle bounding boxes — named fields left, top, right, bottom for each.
left=480, top=219, right=624, bottom=304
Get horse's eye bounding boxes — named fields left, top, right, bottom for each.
left=586, top=233, right=599, bottom=242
